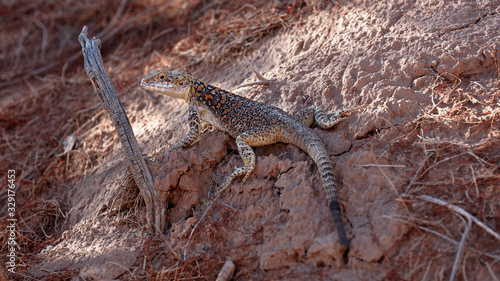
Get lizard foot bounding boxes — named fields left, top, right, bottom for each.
left=149, top=143, right=174, bottom=161
left=214, top=166, right=251, bottom=198
left=335, top=104, right=370, bottom=118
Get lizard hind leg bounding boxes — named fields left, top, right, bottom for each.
left=315, top=104, right=368, bottom=129
left=293, top=105, right=347, bottom=129
left=216, top=126, right=280, bottom=197
left=292, top=106, right=316, bottom=127
left=216, top=135, right=255, bottom=197
left=294, top=104, right=368, bottom=130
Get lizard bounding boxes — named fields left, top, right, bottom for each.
left=141, top=69, right=366, bottom=249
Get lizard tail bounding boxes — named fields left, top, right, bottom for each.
left=301, top=135, right=349, bottom=248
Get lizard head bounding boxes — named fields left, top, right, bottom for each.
left=140, top=70, right=194, bottom=101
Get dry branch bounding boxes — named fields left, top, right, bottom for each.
left=78, top=26, right=164, bottom=233
left=408, top=194, right=500, bottom=242
left=450, top=218, right=472, bottom=281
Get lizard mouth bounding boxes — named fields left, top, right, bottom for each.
left=140, top=79, right=189, bottom=100
left=141, top=79, right=173, bottom=91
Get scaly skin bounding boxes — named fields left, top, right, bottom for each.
left=141, top=70, right=366, bottom=249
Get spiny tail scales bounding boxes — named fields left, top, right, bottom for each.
left=306, top=135, right=348, bottom=248
left=283, top=117, right=349, bottom=248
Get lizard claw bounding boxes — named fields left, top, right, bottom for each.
left=150, top=143, right=174, bottom=160
left=339, top=104, right=370, bottom=117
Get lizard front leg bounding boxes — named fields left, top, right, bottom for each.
left=293, top=104, right=368, bottom=129
left=151, top=109, right=200, bottom=158
left=216, top=126, right=280, bottom=196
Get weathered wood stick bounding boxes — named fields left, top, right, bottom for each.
left=78, top=26, right=164, bottom=233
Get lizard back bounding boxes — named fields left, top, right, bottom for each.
left=190, top=79, right=290, bottom=137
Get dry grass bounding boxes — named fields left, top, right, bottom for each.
left=382, top=77, right=500, bottom=280
left=117, top=204, right=240, bottom=280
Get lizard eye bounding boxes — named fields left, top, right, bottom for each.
left=159, top=74, right=166, bottom=80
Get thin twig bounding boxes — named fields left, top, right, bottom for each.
left=236, top=57, right=272, bottom=89
left=374, top=148, right=419, bottom=231
left=470, top=81, right=488, bottom=90
left=33, top=20, right=48, bottom=61
left=419, top=152, right=468, bottom=178
left=357, top=164, right=406, bottom=168
left=411, top=195, right=500, bottom=242
left=450, top=218, right=471, bottom=281
left=405, top=146, right=433, bottom=194
left=389, top=216, right=500, bottom=260
left=245, top=57, right=271, bottom=82
left=183, top=195, right=219, bottom=260
left=470, top=165, right=479, bottom=197
left=484, top=261, right=500, bottom=281
left=107, top=261, right=136, bottom=280
left=159, top=230, right=182, bottom=261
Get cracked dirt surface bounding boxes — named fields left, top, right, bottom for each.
left=2, top=0, right=500, bottom=280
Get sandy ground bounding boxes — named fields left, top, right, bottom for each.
left=1, top=0, right=500, bottom=280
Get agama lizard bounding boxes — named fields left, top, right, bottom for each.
left=141, top=70, right=366, bottom=249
